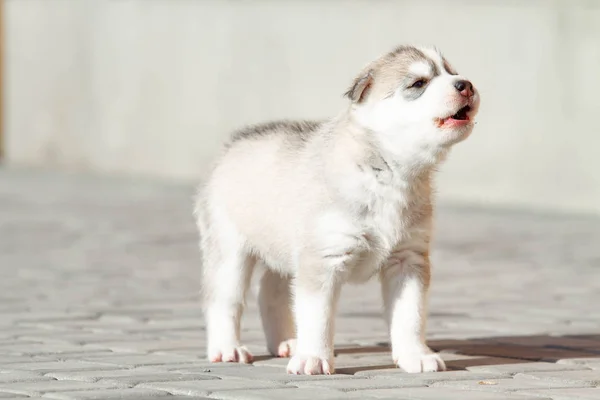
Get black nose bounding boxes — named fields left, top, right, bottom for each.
left=454, top=80, right=473, bottom=95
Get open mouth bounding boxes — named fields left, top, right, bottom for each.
left=437, top=104, right=473, bottom=129
left=451, top=105, right=471, bottom=121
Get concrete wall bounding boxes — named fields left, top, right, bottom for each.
left=4, top=0, right=600, bottom=214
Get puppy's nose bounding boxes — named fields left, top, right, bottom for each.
left=454, top=80, right=474, bottom=97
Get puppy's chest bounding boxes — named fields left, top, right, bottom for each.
left=362, top=179, right=423, bottom=240
left=352, top=169, right=425, bottom=245
left=363, top=195, right=407, bottom=248
left=346, top=192, right=417, bottom=282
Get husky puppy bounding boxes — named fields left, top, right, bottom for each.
left=195, top=44, right=481, bottom=375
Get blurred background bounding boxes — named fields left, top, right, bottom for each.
left=1, top=0, right=599, bottom=215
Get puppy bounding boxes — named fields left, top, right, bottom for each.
left=195, top=45, right=480, bottom=375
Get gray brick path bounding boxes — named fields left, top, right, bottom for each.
left=1, top=167, right=600, bottom=399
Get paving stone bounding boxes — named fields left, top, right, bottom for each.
left=481, top=335, right=600, bottom=351
left=515, top=370, right=600, bottom=386
left=19, top=333, right=161, bottom=345
left=0, top=312, right=98, bottom=323
left=467, top=361, right=592, bottom=374
left=19, top=319, right=140, bottom=332
left=0, top=380, right=123, bottom=396
left=355, top=369, right=510, bottom=384
left=111, top=320, right=204, bottom=334
left=564, top=335, right=600, bottom=342
left=150, top=398, right=213, bottom=400
left=251, top=358, right=290, bottom=368
left=196, top=365, right=357, bottom=383
left=83, top=339, right=207, bottom=353
left=445, top=356, right=529, bottom=370
left=1, top=344, right=94, bottom=356
left=332, top=355, right=396, bottom=375
left=295, top=378, right=426, bottom=391
left=152, top=349, right=207, bottom=357
left=514, top=388, right=600, bottom=400
left=583, top=363, right=600, bottom=370
left=210, top=387, right=347, bottom=400
left=0, top=340, right=42, bottom=348
left=431, top=377, right=589, bottom=392
left=50, top=351, right=118, bottom=358
left=151, top=362, right=255, bottom=372
left=41, top=388, right=172, bottom=399
left=428, top=339, right=481, bottom=350
left=138, top=379, right=287, bottom=396
left=148, top=398, right=212, bottom=400
left=98, top=373, right=218, bottom=386
left=80, top=354, right=199, bottom=367
left=46, top=369, right=145, bottom=383
left=442, top=344, right=596, bottom=362
left=0, top=355, right=55, bottom=364
left=557, top=358, right=600, bottom=367
left=344, top=387, right=550, bottom=399
left=0, top=361, right=122, bottom=373
left=0, top=371, right=54, bottom=383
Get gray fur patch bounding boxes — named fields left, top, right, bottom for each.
left=228, top=119, right=323, bottom=146
left=429, top=59, right=440, bottom=77
left=443, top=58, right=458, bottom=75
left=367, top=152, right=393, bottom=184
left=401, top=76, right=428, bottom=101
left=400, top=58, right=441, bottom=101
left=393, top=47, right=439, bottom=77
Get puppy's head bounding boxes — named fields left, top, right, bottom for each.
left=346, top=45, right=480, bottom=155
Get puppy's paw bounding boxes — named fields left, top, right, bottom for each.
left=209, top=345, right=253, bottom=364
left=286, top=354, right=334, bottom=375
left=277, top=339, right=297, bottom=358
left=394, top=351, right=446, bottom=373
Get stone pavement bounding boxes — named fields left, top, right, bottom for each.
left=1, top=167, right=600, bottom=400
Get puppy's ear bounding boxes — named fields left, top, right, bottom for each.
left=344, top=70, right=373, bottom=104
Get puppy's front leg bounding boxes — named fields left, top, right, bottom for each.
left=286, top=269, right=341, bottom=375
left=380, top=247, right=445, bottom=373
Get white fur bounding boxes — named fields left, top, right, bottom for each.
left=287, top=283, right=340, bottom=374
left=381, top=245, right=444, bottom=372
left=196, top=45, right=480, bottom=374
left=409, top=61, right=434, bottom=77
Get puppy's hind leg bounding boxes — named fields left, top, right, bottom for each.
left=199, top=204, right=255, bottom=364
left=258, top=267, right=296, bottom=358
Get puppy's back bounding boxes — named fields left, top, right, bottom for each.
left=204, top=118, right=327, bottom=212
left=207, top=118, right=326, bottom=199
left=227, top=119, right=324, bottom=150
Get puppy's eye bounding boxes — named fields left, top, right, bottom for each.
left=411, top=79, right=427, bottom=89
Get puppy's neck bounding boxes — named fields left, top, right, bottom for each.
left=334, top=110, right=446, bottom=182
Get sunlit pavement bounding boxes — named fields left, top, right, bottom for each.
left=1, top=167, right=600, bottom=400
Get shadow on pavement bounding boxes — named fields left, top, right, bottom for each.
left=318, top=334, right=600, bottom=374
